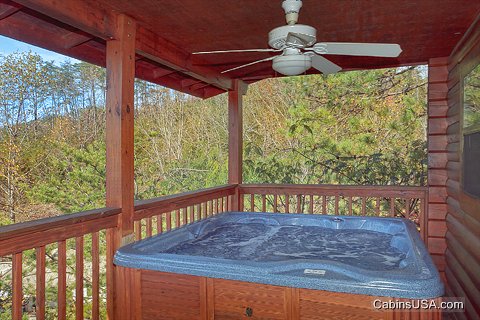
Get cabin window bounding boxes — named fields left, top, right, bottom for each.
left=463, top=63, right=480, bottom=198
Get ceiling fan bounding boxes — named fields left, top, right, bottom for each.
left=193, top=0, right=402, bottom=76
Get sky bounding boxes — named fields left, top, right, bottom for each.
left=0, top=35, right=79, bottom=65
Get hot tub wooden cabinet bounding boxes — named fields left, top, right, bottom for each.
left=114, top=213, right=444, bottom=319
left=115, top=267, right=442, bottom=320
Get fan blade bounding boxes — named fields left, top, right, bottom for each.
left=221, top=56, right=277, bottom=73
left=310, top=55, right=342, bottom=75
left=310, top=42, right=402, bottom=57
left=192, top=48, right=281, bottom=55
left=285, top=32, right=316, bottom=48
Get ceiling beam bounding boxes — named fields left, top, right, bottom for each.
left=0, top=1, right=22, bottom=20
left=135, top=26, right=232, bottom=91
left=14, top=0, right=233, bottom=92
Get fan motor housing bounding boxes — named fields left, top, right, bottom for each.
left=268, top=24, right=317, bottom=49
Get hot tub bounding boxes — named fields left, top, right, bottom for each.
left=114, top=212, right=444, bottom=319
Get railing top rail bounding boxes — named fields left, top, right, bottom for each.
left=238, top=184, right=427, bottom=197
left=0, top=207, right=121, bottom=242
left=134, top=184, right=237, bottom=211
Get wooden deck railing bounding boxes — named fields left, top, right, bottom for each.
left=133, top=185, right=236, bottom=240
left=0, top=207, right=120, bottom=320
left=238, top=184, right=428, bottom=239
left=0, top=183, right=427, bottom=319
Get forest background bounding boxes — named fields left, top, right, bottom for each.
left=0, top=51, right=429, bottom=226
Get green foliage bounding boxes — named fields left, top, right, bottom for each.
left=244, top=67, right=427, bottom=186
left=464, top=63, right=480, bottom=130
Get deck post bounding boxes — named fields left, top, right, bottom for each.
left=105, top=13, right=136, bottom=319
left=228, top=80, right=247, bottom=210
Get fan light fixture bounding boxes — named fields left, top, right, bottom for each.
left=192, top=0, right=402, bottom=76
left=273, top=48, right=311, bottom=76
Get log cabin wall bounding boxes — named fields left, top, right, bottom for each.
left=444, top=16, right=480, bottom=320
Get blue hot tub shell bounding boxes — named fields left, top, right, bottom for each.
left=114, top=212, right=444, bottom=299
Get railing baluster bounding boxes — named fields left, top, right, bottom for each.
left=92, top=232, right=100, bottom=320
left=190, top=205, right=195, bottom=223
left=250, top=194, right=255, bottom=211
left=202, top=202, right=207, bottom=219
left=12, top=252, right=22, bottom=320
left=309, top=195, right=314, bottom=214
left=348, top=197, right=353, bottom=215
left=362, top=197, right=367, bottom=216
left=156, top=215, right=162, bottom=234
left=376, top=198, right=381, bottom=215
left=135, top=220, right=141, bottom=240
left=146, top=217, right=152, bottom=237
left=262, top=194, right=267, bottom=212
left=322, top=196, right=327, bottom=214
left=36, top=246, right=46, bottom=320
left=420, top=197, right=426, bottom=240
left=76, top=236, right=84, bottom=320
left=285, top=195, right=290, bottom=213
left=176, top=209, right=181, bottom=227
left=183, top=207, right=188, bottom=224
left=390, top=198, right=395, bottom=217
left=274, top=194, right=278, bottom=213
left=405, top=198, right=411, bottom=218
left=240, top=193, right=244, bottom=211
left=334, top=196, right=339, bottom=215
left=58, top=240, right=67, bottom=320
left=166, top=212, right=172, bottom=231
left=209, top=200, right=213, bottom=216
left=296, top=195, right=301, bottom=213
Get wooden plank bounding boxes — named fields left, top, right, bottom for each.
left=155, top=215, right=162, bottom=234
left=146, top=217, right=152, bottom=237
left=285, top=195, right=290, bottom=213
left=58, top=240, right=67, bottom=320
left=263, top=194, right=267, bottom=212
left=0, top=207, right=120, bottom=241
left=274, top=194, right=278, bottom=213
left=106, top=228, right=116, bottom=320
left=166, top=212, right=172, bottom=231
left=105, top=13, right=136, bottom=238
left=238, top=184, right=427, bottom=198
left=190, top=205, right=195, bottom=222
left=228, top=80, right=245, bottom=187
left=0, top=213, right=118, bottom=258
left=135, top=185, right=236, bottom=219
left=175, top=210, right=181, bottom=228
left=36, top=246, right=46, bottom=320
left=322, top=196, right=327, bottom=214
left=0, top=1, right=22, bottom=20
left=12, top=252, right=22, bottom=320
left=348, top=197, right=353, bottom=215
left=92, top=232, right=100, bottom=320
left=213, top=278, right=287, bottom=319
left=75, top=236, right=84, bottom=320
left=134, top=220, right=141, bottom=240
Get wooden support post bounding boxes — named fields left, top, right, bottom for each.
left=106, top=14, right=136, bottom=243
left=105, top=13, right=136, bottom=320
left=228, top=80, right=247, bottom=211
